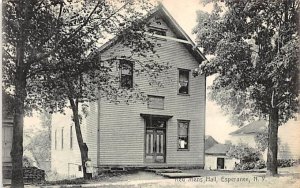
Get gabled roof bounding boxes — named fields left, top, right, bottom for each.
left=229, top=120, right=268, bottom=135
left=205, top=144, right=230, bottom=155
left=98, top=4, right=206, bottom=63
left=205, top=135, right=219, bottom=150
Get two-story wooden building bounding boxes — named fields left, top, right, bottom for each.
left=51, top=5, right=206, bottom=178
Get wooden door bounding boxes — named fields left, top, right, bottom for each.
left=2, top=126, right=13, bottom=162
left=145, top=118, right=166, bottom=163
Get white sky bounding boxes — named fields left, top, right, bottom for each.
left=24, top=0, right=238, bottom=143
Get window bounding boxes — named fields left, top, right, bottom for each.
left=61, top=128, right=64, bottom=149
left=55, top=130, right=57, bottom=150
left=178, top=69, right=190, bottom=94
left=148, top=95, right=164, bottom=109
left=120, top=59, right=133, bottom=89
left=149, top=28, right=166, bottom=36
left=178, top=120, right=189, bottom=150
left=70, top=126, right=73, bottom=149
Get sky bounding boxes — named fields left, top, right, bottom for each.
left=24, top=0, right=238, bottom=143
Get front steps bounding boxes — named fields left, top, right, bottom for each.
left=146, top=168, right=201, bottom=178
left=145, top=168, right=182, bottom=173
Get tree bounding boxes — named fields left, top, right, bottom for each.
left=2, top=0, right=160, bottom=186
left=193, top=0, right=299, bottom=176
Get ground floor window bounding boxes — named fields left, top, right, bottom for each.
left=178, top=120, right=190, bottom=150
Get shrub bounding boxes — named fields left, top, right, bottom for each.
left=234, top=160, right=266, bottom=171
left=277, top=159, right=298, bottom=168
left=254, top=160, right=266, bottom=169
left=227, top=143, right=262, bottom=163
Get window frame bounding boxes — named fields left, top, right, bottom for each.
left=54, top=130, right=57, bottom=150
left=61, top=128, right=64, bottom=150
left=178, top=68, right=190, bottom=95
left=149, top=28, right=167, bottom=36
left=177, top=120, right=190, bottom=151
left=70, top=126, right=73, bottom=150
left=147, top=95, right=165, bottom=110
left=148, top=24, right=168, bottom=37
left=119, top=59, right=134, bottom=89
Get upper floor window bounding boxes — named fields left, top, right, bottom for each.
left=54, top=130, right=57, bottom=150
left=178, top=69, right=190, bottom=94
left=120, top=59, right=133, bottom=89
left=178, top=120, right=190, bottom=150
left=70, top=126, right=73, bottom=150
left=61, top=128, right=64, bottom=149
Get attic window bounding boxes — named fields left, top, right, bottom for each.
left=149, top=28, right=166, bottom=36
left=156, top=21, right=162, bottom=25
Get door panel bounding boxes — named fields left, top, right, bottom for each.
left=145, top=118, right=166, bottom=163
left=155, top=130, right=165, bottom=162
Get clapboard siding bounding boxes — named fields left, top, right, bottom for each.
left=85, top=102, right=98, bottom=167
left=94, top=17, right=206, bottom=166
left=51, top=107, right=84, bottom=177
left=278, top=118, right=300, bottom=159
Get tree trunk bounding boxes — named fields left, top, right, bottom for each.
left=11, top=39, right=27, bottom=188
left=266, top=107, right=279, bottom=176
left=69, top=98, right=89, bottom=179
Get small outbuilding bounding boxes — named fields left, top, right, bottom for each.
left=205, top=142, right=238, bottom=170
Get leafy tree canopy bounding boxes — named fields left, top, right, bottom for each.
left=193, top=0, right=299, bottom=126
left=194, top=0, right=299, bottom=176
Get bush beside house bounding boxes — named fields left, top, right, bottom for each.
left=226, top=143, right=266, bottom=170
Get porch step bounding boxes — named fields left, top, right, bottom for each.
left=146, top=168, right=182, bottom=173
left=159, top=172, right=201, bottom=178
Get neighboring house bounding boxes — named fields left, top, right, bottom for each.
left=229, top=118, right=300, bottom=160
left=229, top=120, right=267, bottom=149
left=51, top=4, right=206, bottom=178
left=205, top=142, right=238, bottom=170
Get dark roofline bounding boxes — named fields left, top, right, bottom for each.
left=205, top=153, right=227, bottom=156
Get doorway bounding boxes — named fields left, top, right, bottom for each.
left=217, top=158, right=225, bottom=169
left=145, top=118, right=166, bottom=163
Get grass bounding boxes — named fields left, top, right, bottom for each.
left=38, top=170, right=140, bottom=186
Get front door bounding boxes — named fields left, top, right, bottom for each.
left=145, top=118, right=166, bottom=163
left=217, top=158, right=225, bottom=169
